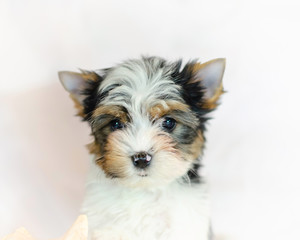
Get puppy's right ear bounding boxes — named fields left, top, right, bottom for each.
left=58, top=71, right=100, bottom=117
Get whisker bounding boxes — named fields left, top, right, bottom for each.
left=189, top=168, right=198, bottom=176
left=181, top=173, right=191, bottom=186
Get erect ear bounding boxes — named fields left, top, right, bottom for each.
left=191, top=58, right=226, bottom=109
left=58, top=70, right=99, bottom=117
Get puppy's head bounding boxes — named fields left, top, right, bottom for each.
left=59, top=57, right=225, bottom=188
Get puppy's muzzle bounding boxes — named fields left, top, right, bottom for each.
left=131, top=152, right=152, bottom=169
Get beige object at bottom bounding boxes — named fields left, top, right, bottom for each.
left=2, top=216, right=88, bottom=240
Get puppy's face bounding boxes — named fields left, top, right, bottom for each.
left=59, top=57, right=225, bottom=188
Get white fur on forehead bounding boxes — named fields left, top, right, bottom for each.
left=98, top=58, right=183, bottom=110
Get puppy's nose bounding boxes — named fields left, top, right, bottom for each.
left=131, top=152, right=152, bottom=169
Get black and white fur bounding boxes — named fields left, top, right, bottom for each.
left=59, top=56, right=225, bottom=240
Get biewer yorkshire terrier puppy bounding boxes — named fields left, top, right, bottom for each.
left=59, top=56, right=225, bottom=240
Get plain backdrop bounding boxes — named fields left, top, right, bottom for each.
left=0, top=0, right=300, bottom=240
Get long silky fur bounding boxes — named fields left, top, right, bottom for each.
left=61, top=56, right=224, bottom=240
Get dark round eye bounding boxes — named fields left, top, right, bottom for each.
left=162, top=117, right=176, bottom=131
left=110, top=119, right=124, bottom=131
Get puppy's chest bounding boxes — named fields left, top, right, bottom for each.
left=82, top=183, right=210, bottom=240
left=85, top=189, right=171, bottom=237
left=111, top=197, right=171, bottom=239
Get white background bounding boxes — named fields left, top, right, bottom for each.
left=0, top=0, right=300, bottom=239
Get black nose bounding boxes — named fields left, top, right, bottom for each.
left=131, top=152, right=152, bottom=169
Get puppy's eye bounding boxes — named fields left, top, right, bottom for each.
left=110, top=119, right=124, bottom=131
left=162, top=117, right=176, bottom=131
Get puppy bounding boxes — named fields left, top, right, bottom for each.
left=59, top=56, right=225, bottom=240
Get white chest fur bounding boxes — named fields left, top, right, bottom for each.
left=81, top=160, right=211, bottom=240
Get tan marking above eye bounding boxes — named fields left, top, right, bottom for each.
left=149, top=100, right=190, bottom=119
left=92, top=105, right=128, bottom=123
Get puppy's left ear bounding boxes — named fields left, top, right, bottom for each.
left=58, top=71, right=100, bottom=117
left=192, top=58, right=226, bottom=109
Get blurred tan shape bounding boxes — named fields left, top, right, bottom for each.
left=61, top=215, right=88, bottom=240
left=2, top=228, right=35, bottom=240
left=2, top=216, right=88, bottom=240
